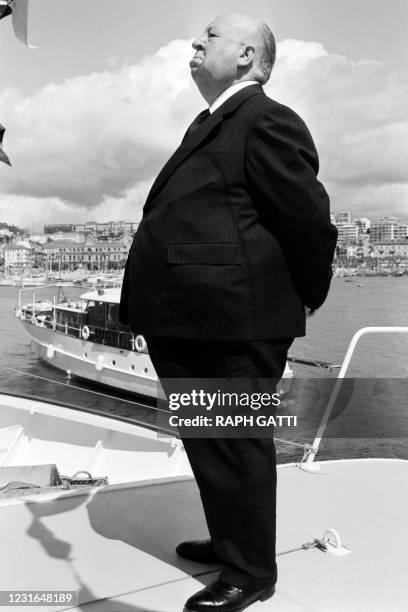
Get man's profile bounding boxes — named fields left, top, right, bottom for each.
left=120, top=12, right=337, bottom=612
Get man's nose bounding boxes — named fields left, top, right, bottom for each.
left=192, top=34, right=206, bottom=51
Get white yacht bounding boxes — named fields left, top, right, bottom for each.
left=15, top=285, right=158, bottom=398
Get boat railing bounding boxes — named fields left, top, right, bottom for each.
left=86, top=325, right=135, bottom=350
left=17, top=283, right=68, bottom=310
left=17, top=306, right=139, bottom=351
left=306, top=326, right=408, bottom=464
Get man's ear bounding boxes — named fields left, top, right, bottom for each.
left=237, top=44, right=256, bottom=68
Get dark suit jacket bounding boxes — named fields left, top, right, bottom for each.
left=119, top=84, right=337, bottom=340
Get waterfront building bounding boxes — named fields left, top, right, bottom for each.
left=334, top=212, right=352, bottom=224
left=369, top=241, right=408, bottom=259
left=379, top=216, right=399, bottom=224
left=370, top=218, right=408, bottom=243
left=3, top=245, right=32, bottom=271
left=91, top=221, right=139, bottom=239
left=43, top=221, right=139, bottom=241
left=41, top=239, right=128, bottom=271
left=84, top=221, right=97, bottom=234
left=370, top=221, right=394, bottom=242
left=393, top=223, right=408, bottom=241
left=123, top=222, right=139, bottom=235
left=336, top=222, right=359, bottom=244
left=46, top=232, right=86, bottom=243
left=44, top=224, right=75, bottom=234
left=355, top=217, right=371, bottom=236
left=29, top=234, right=51, bottom=245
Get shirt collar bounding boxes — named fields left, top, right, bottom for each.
left=209, top=81, right=259, bottom=114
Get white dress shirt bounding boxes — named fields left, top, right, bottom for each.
left=209, top=80, right=259, bottom=114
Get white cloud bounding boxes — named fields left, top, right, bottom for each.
left=0, top=36, right=407, bottom=228
left=266, top=41, right=408, bottom=218
left=274, top=39, right=328, bottom=70
left=0, top=39, right=199, bottom=211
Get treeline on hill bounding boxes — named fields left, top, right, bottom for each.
left=0, top=222, right=24, bottom=235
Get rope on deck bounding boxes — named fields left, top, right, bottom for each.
left=278, top=540, right=318, bottom=556
left=279, top=529, right=351, bottom=557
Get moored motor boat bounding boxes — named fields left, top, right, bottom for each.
left=15, top=285, right=158, bottom=398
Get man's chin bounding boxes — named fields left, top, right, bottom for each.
left=190, top=65, right=202, bottom=82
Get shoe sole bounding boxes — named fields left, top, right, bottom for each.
left=177, top=554, right=219, bottom=563
left=176, top=546, right=219, bottom=564
left=183, top=585, right=275, bottom=611
left=259, top=585, right=275, bottom=601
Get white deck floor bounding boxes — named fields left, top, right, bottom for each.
left=0, top=459, right=407, bottom=611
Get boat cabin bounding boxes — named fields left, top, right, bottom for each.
left=77, top=288, right=136, bottom=349
left=19, top=288, right=139, bottom=351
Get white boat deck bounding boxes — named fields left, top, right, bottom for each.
left=1, top=459, right=407, bottom=611
left=0, top=394, right=189, bottom=484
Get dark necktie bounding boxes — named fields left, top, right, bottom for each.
left=182, top=109, right=210, bottom=142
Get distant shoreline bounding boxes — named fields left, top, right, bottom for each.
left=334, top=268, right=407, bottom=279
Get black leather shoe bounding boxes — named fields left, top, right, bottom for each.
left=176, top=539, right=219, bottom=563
left=183, top=580, right=275, bottom=611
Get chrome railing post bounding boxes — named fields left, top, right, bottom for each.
left=306, top=326, right=408, bottom=464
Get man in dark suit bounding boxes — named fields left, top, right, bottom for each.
left=120, top=13, right=337, bottom=612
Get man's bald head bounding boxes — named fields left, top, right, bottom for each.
left=254, top=20, right=277, bottom=84
left=213, top=13, right=276, bottom=84
left=190, top=13, right=276, bottom=103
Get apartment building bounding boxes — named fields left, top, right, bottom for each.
left=41, top=240, right=128, bottom=270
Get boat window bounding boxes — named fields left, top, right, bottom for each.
left=87, top=301, right=105, bottom=327
left=107, top=303, right=117, bottom=322
left=55, top=309, right=87, bottom=332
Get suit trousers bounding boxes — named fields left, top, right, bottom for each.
left=146, top=336, right=293, bottom=589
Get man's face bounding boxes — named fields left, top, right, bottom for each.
left=190, top=16, right=246, bottom=94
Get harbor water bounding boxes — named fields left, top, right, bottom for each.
left=1, top=276, right=407, bottom=463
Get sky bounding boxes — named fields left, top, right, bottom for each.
left=0, top=0, right=407, bottom=231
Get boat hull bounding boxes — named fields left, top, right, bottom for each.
left=20, top=319, right=158, bottom=398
